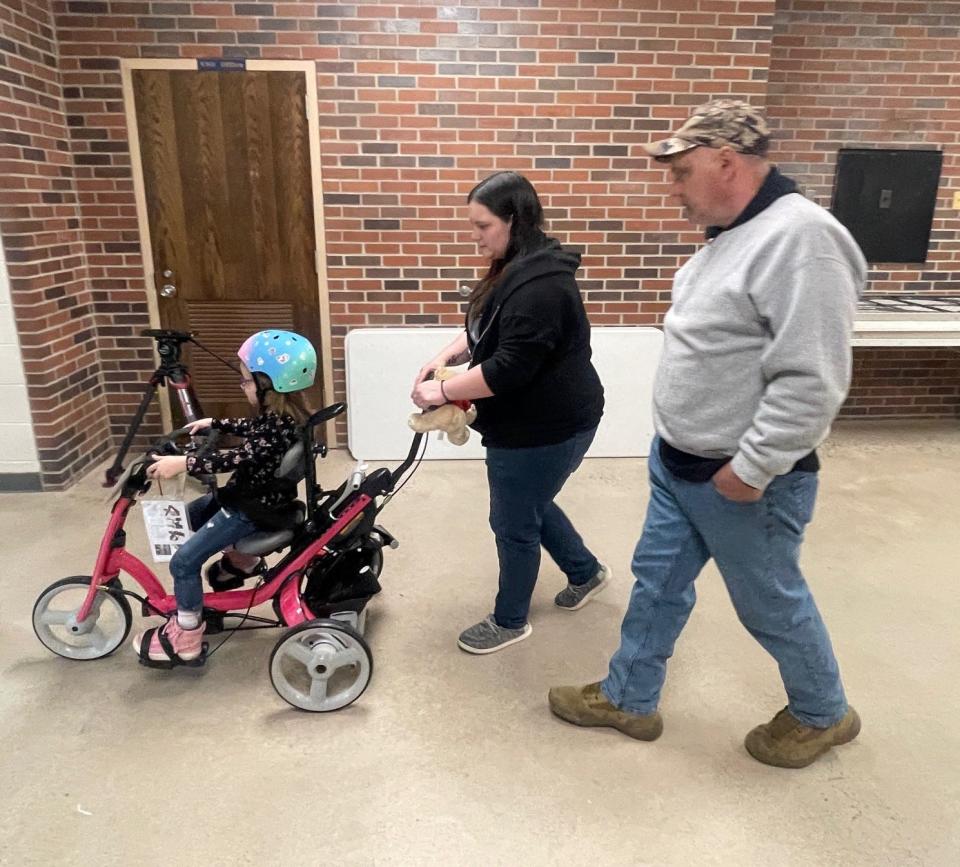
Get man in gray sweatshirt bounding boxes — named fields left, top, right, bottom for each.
left=548, top=100, right=866, bottom=768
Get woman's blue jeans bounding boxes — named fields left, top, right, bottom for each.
left=485, top=427, right=600, bottom=629
left=602, top=437, right=848, bottom=728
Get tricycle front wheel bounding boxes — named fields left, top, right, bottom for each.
left=32, top=576, right=133, bottom=660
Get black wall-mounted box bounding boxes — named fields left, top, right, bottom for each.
left=829, top=148, right=943, bottom=264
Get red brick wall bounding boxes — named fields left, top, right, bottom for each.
left=769, top=0, right=960, bottom=418
left=0, top=0, right=957, bottom=487
left=0, top=0, right=111, bottom=488
left=844, top=348, right=959, bottom=417
left=48, top=0, right=780, bottom=455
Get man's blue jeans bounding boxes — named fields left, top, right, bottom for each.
left=168, top=493, right=258, bottom=612
left=603, top=437, right=848, bottom=728
left=486, top=427, right=600, bottom=629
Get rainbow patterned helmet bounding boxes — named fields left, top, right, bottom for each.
left=237, top=330, right=317, bottom=393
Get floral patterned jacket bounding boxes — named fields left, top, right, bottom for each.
left=185, top=410, right=300, bottom=513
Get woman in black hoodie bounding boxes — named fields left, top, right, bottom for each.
left=412, top=171, right=607, bottom=654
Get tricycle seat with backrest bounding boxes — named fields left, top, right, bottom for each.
left=226, top=402, right=348, bottom=556
left=233, top=439, right=307, bottom=555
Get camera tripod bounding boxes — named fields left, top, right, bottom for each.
left=102, top=329, right=239, bottom=487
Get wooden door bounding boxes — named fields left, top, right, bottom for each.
left=133, top=69, right=322, bottom=420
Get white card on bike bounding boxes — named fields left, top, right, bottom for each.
left=141, top=499, right=193, bottom=563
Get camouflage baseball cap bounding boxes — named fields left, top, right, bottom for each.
left=642, top=99, right=771, bottom=159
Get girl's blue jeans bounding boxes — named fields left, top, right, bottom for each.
left=168, top=493, right=257, bottom=612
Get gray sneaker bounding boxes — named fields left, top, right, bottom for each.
left=554, top=563, right=611, bottom=611
left=457, top=615, right=532, bottom=655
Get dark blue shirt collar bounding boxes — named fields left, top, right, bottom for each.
left=705, top=166, right=799, bottom=241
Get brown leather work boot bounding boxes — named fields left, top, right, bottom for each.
left=745, top=706, right=861, bottom=768
left=548, top=682, right=663, bottom=741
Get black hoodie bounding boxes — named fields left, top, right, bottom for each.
left=466, top=240, right=604, bottom=448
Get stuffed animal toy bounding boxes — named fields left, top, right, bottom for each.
left=408, top=366, right=477, bottom=446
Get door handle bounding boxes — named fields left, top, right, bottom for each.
left=160, top=283, right=177, bottom=298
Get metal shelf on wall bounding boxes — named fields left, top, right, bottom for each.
left=853, top=295, right=960, bottom=346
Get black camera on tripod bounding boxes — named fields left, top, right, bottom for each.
left=142, top=329, right=193, bottom=368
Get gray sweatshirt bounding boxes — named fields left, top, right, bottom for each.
left=653, top=193, right=867, bottom=490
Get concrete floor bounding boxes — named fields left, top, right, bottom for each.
left=1, top=421, right=958, bottom=866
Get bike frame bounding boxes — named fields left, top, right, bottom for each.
left=77, top=489, right=375, bottom=628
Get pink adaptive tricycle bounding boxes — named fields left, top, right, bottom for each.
left=32, top=402, right=423, bottom=712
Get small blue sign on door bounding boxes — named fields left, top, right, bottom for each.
left=197, top=58, right=246, bottom=72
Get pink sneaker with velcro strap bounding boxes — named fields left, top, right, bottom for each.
left=133, top=618, right=206, bottom=667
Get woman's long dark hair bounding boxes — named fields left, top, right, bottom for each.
left=466, top=171, right=550, bottom=322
